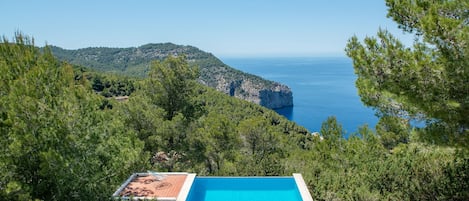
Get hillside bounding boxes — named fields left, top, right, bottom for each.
left=48, top=44, right=293, bottom=109
left=1, top=36, right=312, bottom=200
left=3, top=34, right=468, bottom=201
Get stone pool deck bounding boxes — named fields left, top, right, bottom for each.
left=112, top=172, right=195, bottom=201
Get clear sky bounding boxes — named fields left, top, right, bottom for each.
left=1, top=0, right=413, bottom=57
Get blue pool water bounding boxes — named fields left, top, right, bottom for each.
left=186, top=177, right=302, bottom=201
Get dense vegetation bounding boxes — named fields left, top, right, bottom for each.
left=0, top=34, right=310, bottom=200
left=1, top=1, right=468, bottom=200
left=72, top=65, right=137, bottom=98
left=0, top=36, right=148, bottom=200
left=48, top=43, right=276, bottom=91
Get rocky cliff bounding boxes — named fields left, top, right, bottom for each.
left=213, top=77, right=293, bottom=109
left=49, top=43, right=293, bottom=109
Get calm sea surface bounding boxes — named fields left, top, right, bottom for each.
left=221, top=57, right=378, bottom=136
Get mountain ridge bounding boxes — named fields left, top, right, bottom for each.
left=48, top=43, right=293, bottom=109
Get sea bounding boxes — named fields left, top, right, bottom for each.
left=221, top=57, right=379, bottom=137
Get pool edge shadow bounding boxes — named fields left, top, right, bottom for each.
left=293, top=173, right=314, bottom=201
left=177, top=173, right=197, bottom=201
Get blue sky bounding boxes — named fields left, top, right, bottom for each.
left=1, top=0, right=413, bottom=57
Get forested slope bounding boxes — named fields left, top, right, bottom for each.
left=48, top=44, right=293, bottom=109
left=1, top=0, right=468, bottom=199
left=0, top=35, right=310, bottom=200
left=2, top=34, right=467, bottom=201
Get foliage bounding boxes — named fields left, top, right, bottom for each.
left=345, top=0, right=468, bottom=145
left=145, top=56, right=200, bottom=120
left=237, top=117, right=285, bottom=175
left=71, top=65, right=136, bottom=98
left=287, top=117, right=468, bottom=200
left=376, top=116, right=410, bottom=150
left=338, top=0, right=469, bottom=200
left=189, top=112, right=241, bottom=175
left=0, top=34, right=148, bottom=200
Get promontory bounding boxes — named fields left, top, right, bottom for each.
left=49, top=43, right=293, bottom=109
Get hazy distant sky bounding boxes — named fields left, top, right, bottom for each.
left=1, top=0, right=413, bottom=57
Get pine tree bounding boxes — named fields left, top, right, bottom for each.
left=345, top=0, right=468, bottom=145
left=0, top=33, right=147, bottom=200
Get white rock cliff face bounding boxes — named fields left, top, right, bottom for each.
left=214, top=77, right=293, bottom=109
left=259, top=85, right=293, bottom=109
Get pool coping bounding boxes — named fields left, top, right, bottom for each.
left=193, top=176, right=295, bottom=178
left=293, top=173, right=314, bottom=201
left=176, top=173, right=196, bottom=201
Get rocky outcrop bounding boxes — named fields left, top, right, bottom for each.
left=259, top=85, right=293, bottom=109
left=49, top=43, right=294, bottom=109
left=214, top=77, right=293, bottom=109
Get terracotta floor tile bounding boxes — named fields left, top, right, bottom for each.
left=120, top=174, right=187, bottom=198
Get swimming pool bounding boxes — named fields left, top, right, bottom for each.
left=186, top=177, right=303, bottom=201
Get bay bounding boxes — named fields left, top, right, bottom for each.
left=221, top=57, right=378, bottom=136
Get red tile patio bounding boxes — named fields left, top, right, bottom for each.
left=119, top=174, right=187, bottom=198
